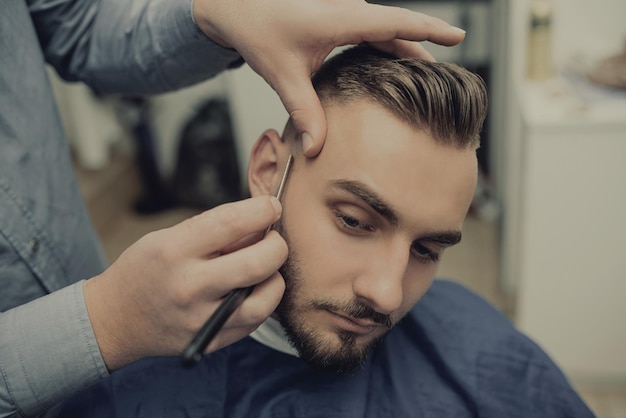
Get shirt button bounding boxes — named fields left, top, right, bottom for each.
left=30, top=239, right=40, bottom=253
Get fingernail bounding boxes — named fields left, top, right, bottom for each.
left=302, top=132, right=314, bottom=154
left=451, top=26, right=466, bottom=35
left=269, top=196, right=282, bottom=213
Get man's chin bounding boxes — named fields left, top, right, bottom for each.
left=289, top=328, right=385, bottom=374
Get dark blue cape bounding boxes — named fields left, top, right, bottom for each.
left=56, top=280, right=593, bottom=417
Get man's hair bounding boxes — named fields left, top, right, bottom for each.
left=301, top=45, right=488, bottom=149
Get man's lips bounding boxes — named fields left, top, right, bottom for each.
left=325, top=309, right=381, bottom=335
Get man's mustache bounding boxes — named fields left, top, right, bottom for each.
left=313, top=300, right=393, bottom=328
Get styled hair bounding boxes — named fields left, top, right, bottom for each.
left=307, top=45, right=488, bottom=149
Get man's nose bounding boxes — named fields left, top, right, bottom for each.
left=352, top=242, right=409, bottom=315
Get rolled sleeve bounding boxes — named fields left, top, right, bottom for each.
left=0, top=281, right=108, bottom=417
left=37, top=0, right=243, bottom=95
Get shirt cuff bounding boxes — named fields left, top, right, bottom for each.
left=0, top=280, right=108, bottom=417
left=154, top=0, right=244, bottom=88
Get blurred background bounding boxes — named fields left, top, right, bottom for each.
left=48, top=0, right=626, bottom=415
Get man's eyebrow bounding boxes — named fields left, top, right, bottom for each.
left=330, top=179, right=399, bottom=227
left=419, top=231, right=463, bottom=247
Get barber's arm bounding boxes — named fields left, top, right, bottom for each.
left=0, top=283, right=109, bottom=418
left=28, top=0, right=241, bottom=94
left=0, top=197, right=287, bottom=417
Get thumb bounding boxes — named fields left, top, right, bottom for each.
left=273, top=70, right=327, bottom=158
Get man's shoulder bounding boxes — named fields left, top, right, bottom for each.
left=393, top=278, right=564, bottom=386
left=406, top=278, right=514, bottom=334
left=382, top=279, right=593, bottom=417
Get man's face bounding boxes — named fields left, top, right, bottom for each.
left=270, top=100, right=478, bottom=373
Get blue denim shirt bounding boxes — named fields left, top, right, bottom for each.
left=0, top=0, right=241, bottom=416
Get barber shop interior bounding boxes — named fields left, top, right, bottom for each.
left=46, top=0, right=625, bottom=415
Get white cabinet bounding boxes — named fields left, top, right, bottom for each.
left=505, top=79, right=626, bottom=382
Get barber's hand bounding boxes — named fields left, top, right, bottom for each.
left=84, top=196, right=287, bottom=371
left=193, top=0, right=465, bottom=157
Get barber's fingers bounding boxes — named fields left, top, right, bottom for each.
left=205, top=270, right=286, bottom=352
left=271, top=62, right=327, bottom=157
left=171, top=196, right=282, bottom=257
left=235, top=269, right=285, bottom=325
left=189, top=230, right=288, bottom=298
left=219, top=229, right=265, bottom=256
left=272, top=11, right=465, bottom=158
left=368, top=39, right=435, bottom=62
left=340, top=3, right=466, bottom=47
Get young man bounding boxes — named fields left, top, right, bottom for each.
left=54, top=46, right=592, bottom=417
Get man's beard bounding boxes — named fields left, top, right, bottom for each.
left=273, top=221, right=392, bottom=374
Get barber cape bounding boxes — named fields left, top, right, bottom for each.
left=56, top=280, right=593, bottom=417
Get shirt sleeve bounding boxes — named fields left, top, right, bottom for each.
left=0, top=281, right=109, bottom=418
left=28, top=0, right=243, bottom=95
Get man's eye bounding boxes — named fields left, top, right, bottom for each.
left=334, top=210, right=373, bottom=232
left=411, top=243, right=440, bottom=263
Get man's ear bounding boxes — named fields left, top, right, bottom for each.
left=248, top=129, right=289, bottom=197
